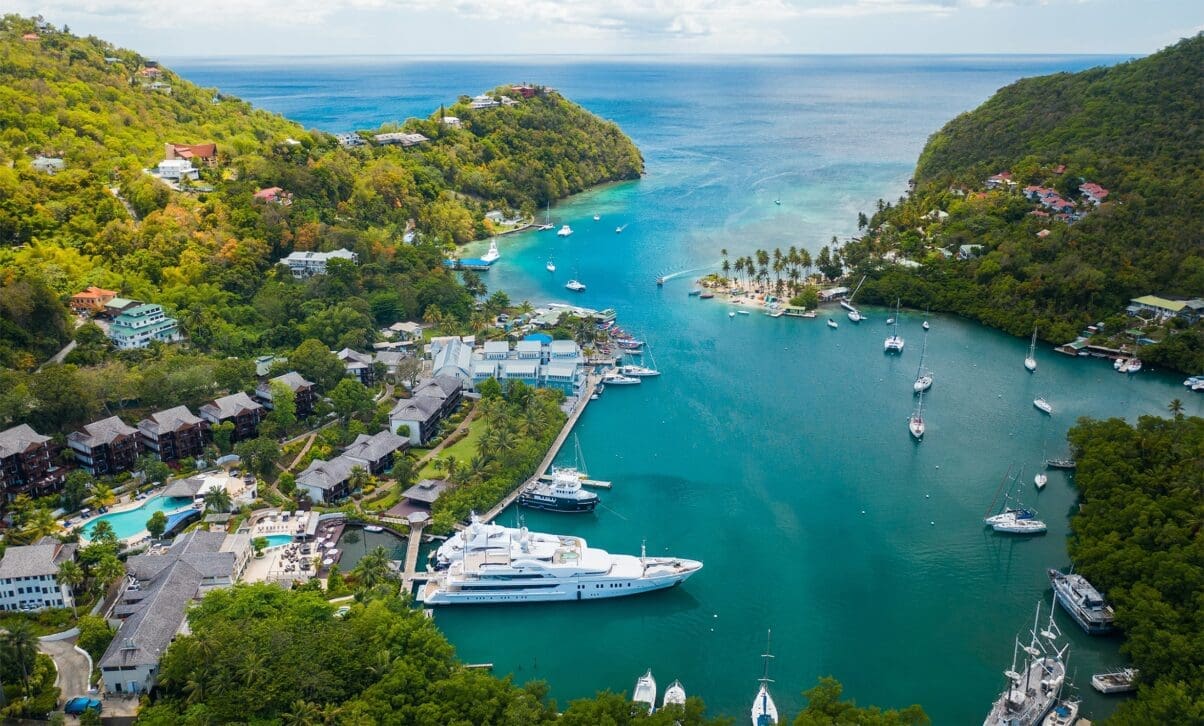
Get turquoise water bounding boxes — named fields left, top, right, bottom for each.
left=83, top=496, right=195, bottom=540
left=168, top=55, right=1202, bottom=722
left=264, top=534, right=295, bottom=548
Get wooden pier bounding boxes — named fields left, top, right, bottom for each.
left=400, top=519, right=429, bottom=593
left=479, top=373, right=600, bottom=523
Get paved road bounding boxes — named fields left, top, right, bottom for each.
left=39, top=636, right=91, bottom=700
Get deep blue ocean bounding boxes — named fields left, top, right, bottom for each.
left=170, top=54, right=1199, bottom=724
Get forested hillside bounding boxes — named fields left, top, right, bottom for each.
left=1066, top=412, right=1204, bottom=724
left=840, top=35, right=1203, bottom=371
left=0, top=15, right=640, bottom=430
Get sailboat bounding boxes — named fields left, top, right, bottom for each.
left=546, top=258, right=556, bottom=273
left=843, top=275, right=866, bottom=323
left=983, top=468, right=1048, bottom=535
left=751, top=630, right=779, bottom=726
left=884, top=299, right=904, bottom=353
left=1033, top=397, right=1053, bottom=415
left=621, top=342, right=661, bottom=377
left=537, top=202, right=554, bottom=231
left=909, top=390, right=926, bottom=440
left=633, top=670, right=657, bottom=715
left=1025, top=327, right=1038, bottom=372
left=922, top=306, right=930, bottom=331
left=663, top=680, right=687, bottom=708
left=1035, top=438, right=1048, bottom=489
left=913, top=331, right=933, bottom=393
left=984, top=600, right=1068, bottom=725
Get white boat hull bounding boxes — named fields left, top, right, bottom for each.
left=421, top=566, right=699, bottom=605
left=1024, top=357, right=1037, bottom=372
left=909, top=418, right=925, bottom=439
left=913, top=375, right=933, bottom=393
left=884, top=337, right=905, bottom=352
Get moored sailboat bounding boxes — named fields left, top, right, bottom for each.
left=913, top=330, right=933, bottom=393
left=844, top=275, right=866, bottom=323
left=884, top=299, right=904, bottom=353
left=751, top=630, right=779, bottom=726
left=663, top=680, right=687, bottom=708
left=984, top=468, right=1048, bottom=535
left=983, top=600, right=1068, bottom=726
left=1033, top=397, right=1053, bottom=415
left=909, top=390, right=926, bottom=440
left=1025, top=327, right=1039, bottom=372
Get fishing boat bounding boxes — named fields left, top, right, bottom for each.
left=913, top=331, right=933, bottom=393
left=983, top=600, right=1068, bottom=726
left=420, top=520, right=701, bottom=605
left=827, top=319, right=838, bottom=329
left=479, top=239, right=500, bottom=264
left=518, top=468, right=599, bottom=513
left=984, top=468, right=1048, bottom=535
left=565, top=279, right=586, bottom=292
left=1045, top=458, right=1076, bottom=470
left=557, top=225, right=573, bottom=237
left=751, top=631, right=779, bottom=726
left=1033, top=397, right=1053, bottom=415
left=602, top=372, right=641, bottom=385
left=1091, top=668, right=1138, bottom=694
left=663, top=680, right=687, bottom=708
left=546, top=258, right=556, bottom=273
left=1048, top=568, right=1116, bottom=634
left=1034, top=473, right=1048, bottom=490
left=1025, top=327, right=1039, bottom=372
left=909, top=390, right=926, bottom=440
left=633, top=670, right=657, bottom=715
left=363, top=525, right=383, bottom=533
left=1042, top=699, right=1079, bottom=726
left=884, top=299, right=905, bottom=353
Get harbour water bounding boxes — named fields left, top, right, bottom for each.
left=171, top=54, right=1200, bottom=722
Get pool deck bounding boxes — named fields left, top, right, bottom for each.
left=68, top=492, right=195, bottom=545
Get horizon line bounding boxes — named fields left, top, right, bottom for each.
left=160, top=51, right=1141, bottom=60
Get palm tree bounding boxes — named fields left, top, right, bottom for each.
left=1168, top=398, right=1185, bottom=420
left=91, top=482, right=116, bottom=508
left=20, top=506, right=61, bottom=543
left=354, top=546, right=394, bottom=590
left=88, top=519, right=117, bottom=545
left=203, top=486, right=232, bottom=513
left=283, top=700, right=322, bottom=726
left=348, top=466, right=370, bottom=495
left=93, top=554, right=126, bottom=594
left=2, top=621, right=38, bottom=697
left=57, top=560, right=85, bottom=617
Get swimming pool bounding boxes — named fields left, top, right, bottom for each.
left=82, top=496, right=196, bottom=540
left=262, top=534, right=294, bottom=548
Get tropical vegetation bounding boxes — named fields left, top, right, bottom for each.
left=1065, top=409, right=1204, bottom=723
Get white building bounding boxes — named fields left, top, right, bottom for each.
left=468, top=338, right=585, bottom=394
left=470, top=94, right=500, bottom=109
left=31, top=156, right=65, bottom=174
left=0, top=537, right=77, bottom=612
left=154, top=158, right=198, bottom=181
left=373, top=132, right=429, bottom=147
left=281, top=248, right=358, bottom=278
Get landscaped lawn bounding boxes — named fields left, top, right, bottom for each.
left=417, top=418, right=486, bottom=480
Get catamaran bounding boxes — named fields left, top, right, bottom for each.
left=419, top=520, right=702, bottom=605
left=1025, top=327, right=1039, bottom=372
left=557, top=224, right=573, bottom=237
left=983, top=600, right=1068, bottom=726
left=663, top=680, right=687, bottom=708
left=984, top=468, right=1048, bottom=535
left=565, top=279, right=586, bottom=292
left=1048, top=568, right=1116, bottom=634
left=751, top=630, right=779, bottom=726
left=909, top=390, right=926, bottom=440
left=884, top=299, right=905, bottom=353
left=914, top=331, right=933, bottom=393
left=633, top=670, right=657, bottom=715
left=843, top=275, right=866, bottom=323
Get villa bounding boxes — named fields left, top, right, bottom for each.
left=70, top=286, right=118, bottom=314
left=984, top=171, right=1013, bottom=189
left=1126, top=295, right=1203, bottom=323
left=372, top=132, right=429, bottom=147
left=100, top=530, right=248, bottom=695
left=280, top=248, right=358, bottom=278
left=336, top=348, right=376, bottom=385
left=160, top=471, right=252, bottom=510
left=0, top=424, right=65, bottom=499
left=154, top=158, right=198, bottom=182
left=199, top=393, right=263, bottom=442
left=295, top=456, right=358, bottom=504
left=164, top=142, right=217, bottom=167
left=469, top=338, right=585, bottom=394
left=253, top=186, right=292, bottom=205
left=0, top=537, right=77, bottom=612
left=68, top=416, right=143, bottom=476
left=137, top=406, right=208, bottom=464
left=107, top=303, right=181, bottom=349
left=341, top=430, right=408, bottom=474
left=255, top=371, right=316, bottom=417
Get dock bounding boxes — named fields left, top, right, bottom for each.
left=479, top=372, right=600, bottom=523
left=400, top=518, right=431, bottom=593
left=538, top=473, right=611, bottom=489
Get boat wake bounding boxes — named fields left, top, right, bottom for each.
left=660, top=263, right=718, bottom=283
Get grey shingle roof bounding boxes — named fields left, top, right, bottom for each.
left=413, top=375, right=461, bottom=400
left=389, top=395, right=442, bottom=421
left=200, top=392, right=263, bottom=420
left=343, top=430, right=406, bottom=465
left=138, top=406, right=203, bottom=436
left=296, top=455, right=358, bottom=492
left=0, top=541, right=76, bottom=578
left=0, top=424, right=51, bottom=458
left=68, top=416, right=138, bottom=447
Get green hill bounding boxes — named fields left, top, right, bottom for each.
left=843, top=35, right=1204, bottom=372
left=0, top=14, right=641, bottom=382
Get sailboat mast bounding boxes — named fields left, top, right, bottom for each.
left=986, top=465, right=1013, bottom=517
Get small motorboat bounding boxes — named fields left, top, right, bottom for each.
left=737, top=310, right=750, bottom=316
left=1034, top=473, right=1048, bottom=490
left=593, top=213, right=601, bottom=221
left=688, top=289, right=701, bottom=296
left=1092, top=668, right=1138, bottom=694
left=363, top=525, right=383, bottom=533
left=922, top=320, right=930, bottom=330
left=656, top=276, right=665, bottom=287
left=1042, top=699, right=1080, bottom=726
left=827, top=319, right=838, bottom=329
left=557, top=225, right=573, bottom=237
left=1033, top=397, right=1053, bottom=415
left=546, top=258, right=556, bottom=273
left=616, top=224, right=627, bottom=234
left=565, top=280, right=586, bottom=292
left=729, top=312, right=736, bottom=318
left=603, top=372, right=641, bottom=386
left=773, top=199, right=781, bottom=206
left=700, top=291, right=714, bottom=299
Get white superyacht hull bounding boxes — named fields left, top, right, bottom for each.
left=420, top=565, right=699, bottom=605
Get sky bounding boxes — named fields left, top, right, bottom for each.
left=9, top=0, right=1202, bottom=56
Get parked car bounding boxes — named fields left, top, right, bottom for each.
left=64, top=696, right=102, bottom=715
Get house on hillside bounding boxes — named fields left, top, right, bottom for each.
left=985, top=171, right=1013, bottom=189
left=154, top=159, right=198, bottom=182
left=372, top=132, right=429, bottom=147
left=68, top=417, right=143, bottom=476
left=70, top=286, right=119, bottom=314
left=99, top=530, right=248, bottom=695
left=336, top=348, right=376, bottom=385
left=31, top=156, right=65, bottom=174
left=164, top=143, right=217, bottom=167
left=199, top=393, right=263, bottom=442
left=295, top=457, right=357, bottom=504
left=1078, top=182, right=1109, bottom=205
left=138, top=406, right=208, bottom=464
left=0, top=424, right=65, bottom=500
left=253, top=187, right=292, bottom=205
left=255, top=372, right=316, bottom=417
left=341, top=431, right=408, bottom=474
left=107, top=303, right=180, bottom=349
left=0, top=537, right=77, bottom=613
left=280, top=249, right=357, bottom=278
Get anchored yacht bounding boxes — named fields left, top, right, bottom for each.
left=565, top=279, right=586, bottom=292
left=663, top=680, right=686, bottom=708
left=633, top=670, right=657, bottom=715
left=420, top=520, right=702, bottom=605
left=479, top=239, right=500, bottom=264
left=557, top=225, right=573, bottom=237
left=518, top=467, right=599, bottom=513
left=751, top=630, right=779, bottom=726
left=1048, top=569, right=1116, bottom=634
left=984, top=600, right=1068, bottom=726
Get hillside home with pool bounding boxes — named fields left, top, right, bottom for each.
left=100, top=530, right=248, bottom=695
left=0, top=537, right=77, bottom=612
